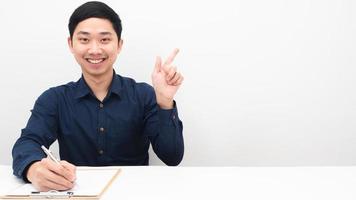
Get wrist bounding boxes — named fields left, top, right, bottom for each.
left=156, top=96, right=174, bottom=109
left=26, top=161, right=40, bottom=182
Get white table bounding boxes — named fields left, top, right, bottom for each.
left=1, top=165, right=356, bottom=199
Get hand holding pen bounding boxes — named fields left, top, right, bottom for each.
left=26, top=145, right=77, bottom=192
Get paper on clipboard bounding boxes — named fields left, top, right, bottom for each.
left=5, top=167, right=120, bottom=198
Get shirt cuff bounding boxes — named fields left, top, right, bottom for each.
left=158, top=100, right=180, bottom=126
left=15, top=155, right=44, bottom=182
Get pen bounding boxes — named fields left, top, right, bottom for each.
left=41, top=145, right=77, bottom=185
left=41, top=145, right=60, bottom=165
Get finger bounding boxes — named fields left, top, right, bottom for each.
left=60, top=160, right=76, bottom=173
left=60, top=160, right=77, bottom=181
left=166, top=66, right=177, bottom=81
left=44, top=170, right=74, bottom=190
left=168, top=72, right=181, bottom=85
left=173, top=75, right=184, bottom=86
left=164, top=48, right=179, bottom=66
left=162, top=63, right=171, bottom=74
left=42, top=158, right=75, bottom=182
left=35, top=165, right=73, bottom=191
left=154, top=56, right=162, bottom=73
left=36, top=185, right=51, bottom=192
left=43, top=177, right=73, bottom=191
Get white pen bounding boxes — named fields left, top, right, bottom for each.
left=41, top=145, right=60, bottom=164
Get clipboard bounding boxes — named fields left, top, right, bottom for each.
left=1, top=167, right=121, bottom=200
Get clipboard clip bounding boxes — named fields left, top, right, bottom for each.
left=30, top=190, right=74, bottom=199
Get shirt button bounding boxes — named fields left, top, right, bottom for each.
left=98, top=150, right=104, bottom=155
left=99, top=127, right=105, bottom=132
left=99, top=103, right=104, bottom=108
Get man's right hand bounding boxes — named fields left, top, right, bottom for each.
left=26, top=158, right=76, bottom=191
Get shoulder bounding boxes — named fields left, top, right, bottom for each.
left=119, top=75, right=154, bottom=95
left=117, top=75, right=155, bottom=104
left=37, top=81, right=76, bottom=101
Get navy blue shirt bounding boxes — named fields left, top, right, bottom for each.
left=12, top=72, right=184, bottom=179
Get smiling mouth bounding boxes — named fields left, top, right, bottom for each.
left=86, top=58, right=106, bottom=64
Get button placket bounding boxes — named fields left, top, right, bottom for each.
left=99, top=127, right=105, bottom=134
left=97, top=102, right=106, bottom=156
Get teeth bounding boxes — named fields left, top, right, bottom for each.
left=87, top=59, right=104, bottom=64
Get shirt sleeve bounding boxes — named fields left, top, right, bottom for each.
left=12, top=88, right=59, bottom=180
left=141, top=84, right=184, bottom=166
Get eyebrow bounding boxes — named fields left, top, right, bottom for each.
left=76, top=31, right=113, bottom=36
left=99, top=32, right=112, bottom=36
left=77, top=31, right=90, bottom=36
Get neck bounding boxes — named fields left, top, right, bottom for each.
left=83, top=70, right=114, bottom=102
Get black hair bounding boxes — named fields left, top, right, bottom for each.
left=68, top=1, right=122, bottom=40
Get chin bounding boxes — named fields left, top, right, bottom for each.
left=83, top=66, right=111, bottom=77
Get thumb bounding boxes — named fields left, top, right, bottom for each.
left=154, top=56, right=162, bottom=73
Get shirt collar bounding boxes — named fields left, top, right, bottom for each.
left=74, top=75, right=91, bottom=99
left=108, top=71, right=123, bottom=97
left=74, top=70, right=123, bottom=99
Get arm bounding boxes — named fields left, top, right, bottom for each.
left=147, top=48, right=185, bottom=165
left=12, top=89, right=59, bottom=179
left=142, top=85, right=184, bottom=166
left=12, top=88, right=76, bottom=191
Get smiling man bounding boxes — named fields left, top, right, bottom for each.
left=12, top=1, right=184, bottom=191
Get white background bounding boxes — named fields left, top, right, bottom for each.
left=0, top=0, right=355, bottom=166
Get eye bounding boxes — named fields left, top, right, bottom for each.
left=101, top=38, right=111, bottom=43
left=79, top=38, right=89, bottom=43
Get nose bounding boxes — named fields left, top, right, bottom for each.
left=88, top=41, right=103, bottom=55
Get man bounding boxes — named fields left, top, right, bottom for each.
left=12, top=1, right=184, bottom=191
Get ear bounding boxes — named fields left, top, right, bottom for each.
left=117, top=39, right=123, bottom=53
left=67, top=37, right=74, bottom=54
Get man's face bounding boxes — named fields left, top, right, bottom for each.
left=68, top=17, right=122, bottom=77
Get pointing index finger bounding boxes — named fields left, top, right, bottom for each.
left=164, top=48, right=179, bottom=66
